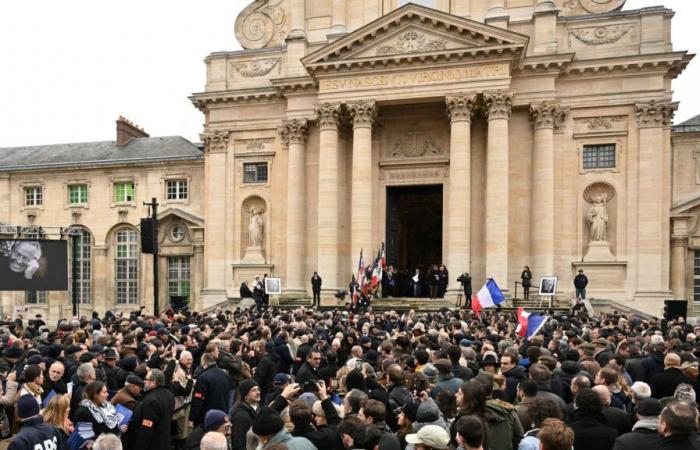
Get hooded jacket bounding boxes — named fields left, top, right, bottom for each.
left=503, top=365, right=527, bottom=403
left=262, top=429, right=316, bottom=450
left=412, top=398, right=450, bottom=433
left=484, top=399, right=524, bottom=450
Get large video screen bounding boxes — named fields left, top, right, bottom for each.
left=0, top=240, right=68, bottom=291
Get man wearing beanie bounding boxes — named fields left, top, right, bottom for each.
left=124, top=369, right=175, bottom=450
left=231, top=379, right=301, bottom=450
left=252, top=407, right=315, bottom=450
left=612, top=398, right=663, bottom=450
left=184, top=409, right=231, bottom=450
left=189, top=353, right=233, bottom=427
left=8, top=395, right=64, bottom=450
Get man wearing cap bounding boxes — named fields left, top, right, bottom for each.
left=252, top=407, right=316, bottom=450
left=8, top=395, right=65, bottom=450
left=184, top=409, right=231, bottom=450
left=405, top=424, right=451, bottom=450
left=111, top=374, right=144, bottom=411
left=61, top=344, right=84, bottom=383
left=612, top=398, right=663, bottom=450
left=649, top=353, right=691, bottom=399
left=0, top=344, right=22, bottom=375
left=124, top=369, right=175, bottom=450
left=592, top=338, right=614, bottom=367
left=266, top=373, right=290, bottom=405
left=101, top=348, right=127, bottom=392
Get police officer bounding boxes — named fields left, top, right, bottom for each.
left=9, top=395, right=65, bottom=450
left=124, top=369, right=174, bottom=450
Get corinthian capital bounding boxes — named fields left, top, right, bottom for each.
left=484, top=90, right=514, bottom=120
left=200, top=129, right=230, bottom=154
left=348, top=101, right=376, bottom=128
left=278, top=119, right=309, bottom=146
left=315, top=103, right=341, bottom=130
left=446, top=93, right=477, bottom=123
left=530, top=102, right=569, bottom=130
left=635, top=100, right=678, bottom=128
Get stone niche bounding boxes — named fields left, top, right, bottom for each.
left=240, top=195, right=268, bottom=264
left=582, top=181, right=617, bottom=262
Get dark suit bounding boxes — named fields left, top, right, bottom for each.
left=311, top=275, right=322, bottom=305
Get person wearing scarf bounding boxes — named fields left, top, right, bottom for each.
left=73, top=380, right=124, bottom=443
left=18, top=365, right=43, bottom=409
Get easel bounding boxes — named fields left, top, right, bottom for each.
left=537, top=295, right=553, bottom=309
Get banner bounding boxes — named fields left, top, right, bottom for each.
left=0, top=240, right=68, bottom=291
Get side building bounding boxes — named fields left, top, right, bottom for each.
left=0, top=118, right=205, bottom=320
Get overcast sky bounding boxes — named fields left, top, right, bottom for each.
left=0, top=0, right=696, bottom=147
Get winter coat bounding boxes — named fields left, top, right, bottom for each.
left=8, top=417, right=65, bottom=450
left=649, top=367, right=692, bottom=399
left=601, top=406, right=631, bottom=435
left=658, top=434, right=700, bottom=450
left=452, top=363, right=474, bottom=381
left=570, top=410, right=618, bottom=450
left=554, top=361, right=590, bottom=404
left=291, top=398, right=341, bottom=450
left=255, top=350, right=282, bottom=398
left=230, top=401, right=257, bottom=450
left=484, top=399, right=524, bottom=450
left=262, top=429, right=316, bottom=450
left=637, top=353, right=665, bottom=383
left=503, top=365, right=527, bottom=403
left=123, top=386, right=175, bottom=450
left=612, top=418, right=663, bottom=450
left=296, top=362, right=321, bottom=385
left=188, top=364, right=233, bottom=426
left=110, top=387, right=138, bottom=411
left=431, top=373, right=463, bottom=399
left=624, top=355, right=645, bottom=382
left=574, top=274, right=588, bottom=289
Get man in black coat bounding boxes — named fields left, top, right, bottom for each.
left=296, top=350, right=322, bottom=385
left=188, top=353, right=233, bottom=427
left=457, top=272, right=472, bottom=308
left=612, top=398, right=663, bottom=450
left=124, top=369, right=175, bottom=450
left=9, top=395, right=65, bottom=450
left=311, top=272, right=322, bottom=307
left=569, top=388, right=618, bottom=450
left=657, top=401, right=700, bottom=450
left=649, top=353, right=691, bottom=399
left=101, top=349, right=127, bottom=392
left=637, top=343, right=666, bottom=383
left=254, top=341, right=281, bottom=403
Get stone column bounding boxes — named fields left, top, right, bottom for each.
left=279, top=119, right=310, bottom=296
left=200, top=130, right=229, bottom=307
left=671, top=237, right=688, bottom=299
left=316, top=104, right=342, bottom=297
left=530, top=102, right=566, bottom=277
left=635, top=100, right=677, bottom=293
left=331, top=0, right=347, bottom=34
left=484, top=90, right=514, bottom=290
left=92, top=245, right=108, bottom=313
left=348, top=101, right=376, bottom=269
left=445, top=93, right=476, bottom=297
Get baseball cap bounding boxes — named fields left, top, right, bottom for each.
left=273, top=373, right=290, bottom=386
left=405, top=425, right=450, bottom=449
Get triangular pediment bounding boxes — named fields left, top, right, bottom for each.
left=157, top=208, right=204, bottom=227
left=302, top=3, right=529, bottom=70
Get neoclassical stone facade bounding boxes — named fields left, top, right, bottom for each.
left=191, top=0, right=693, bottom=315
left=0, top=0, right=696, bottom=319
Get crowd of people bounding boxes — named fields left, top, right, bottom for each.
left=1, top=301, right=699, bottom=450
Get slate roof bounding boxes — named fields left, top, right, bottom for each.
left=673, top=114, right=700, bottom=133
left=0, top=136, right=203, bottom=171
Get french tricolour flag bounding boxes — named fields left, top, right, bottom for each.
left=516, top=307, right=548, bottom=339
left=471, top=279, right=505, bottom=313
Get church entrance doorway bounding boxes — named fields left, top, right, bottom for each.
left=385, top=184, right=443, bottom=280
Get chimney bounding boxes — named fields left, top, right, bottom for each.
left=116, top=116, right=149, bottom=146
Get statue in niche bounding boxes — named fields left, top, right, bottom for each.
left=586, top=194, right=609, bottom=242
left=248, top=207, right=265, bottom=247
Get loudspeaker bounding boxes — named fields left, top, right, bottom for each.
left=140, top=218, right=155, bottom=254
left=170, top=295, right=188, bottom=310
left=664, top=300, right=688, bottom=321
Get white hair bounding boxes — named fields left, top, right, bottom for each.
left=200, top=432, right=228, bottom=450
left=630, top=381, right=652, bottom=401
left=650, top=335, right=665, bottom=346
left=93, top=434, right=122, bottom=450
left=179, top=350, right=192, bottom=362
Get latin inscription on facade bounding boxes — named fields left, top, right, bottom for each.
left=319, top=64, right=509, bottom=91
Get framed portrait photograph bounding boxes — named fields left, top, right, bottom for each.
left=538, top=277, right=558, bottom=296
left=264, top=277, right=282, bottom=295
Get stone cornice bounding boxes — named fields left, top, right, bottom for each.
left=190, top=89, right=281, bottom=112
left=315, top=103, right=342, bottom=130
left=348, top=101, right=377, bottom=128
left=563, top=52, right=692, bottom=79
left=446, top=93, right=477, bottom=123
left=200, top=129, right=230, bottom=154
left=484, top=90, right=514, bottom=120
left=278, top=119, right=309, bottom=146
left=514, top=53, right=575, bottom=75
left=269, top=76, right=318, bottom=94
left=635, top=100, right=678, bottom=128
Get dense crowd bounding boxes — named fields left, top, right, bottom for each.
left=2, top=302, right=700, bottom=450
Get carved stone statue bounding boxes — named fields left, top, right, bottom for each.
left=586, top=194, right=608, bottom=242
left=248, top=208, right=265, bottom=247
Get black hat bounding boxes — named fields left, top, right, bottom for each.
left=636, top=398, right=663, bottom=417
left=79, top=352, right=96, bottom=364
left=103, top=349, right=118, bottom=360
left=3, top=345, right=21, bottom=359
left=252, top=407, right=284, bottom=436
left=402, top=402, right=419, bottom=422
left=26, top=355, right=43, bottom=366
left=65, top=345, right=82, bottom=357
left=238, top=379, right=258, bottom=400
left=16, top=395, right=40, bottom=421
left=125, top=374, right=145, bottom=388
left=480, top=354, right=499, bottom=366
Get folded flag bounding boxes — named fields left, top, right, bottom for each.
left=516, top=307, right=548, bottom=339
left=472, top=279, right=505, bottom=313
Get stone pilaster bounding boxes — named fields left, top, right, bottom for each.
left=484, top=90, right=513, bottom=290
left=279, top=119, right=310, bottom=296
left=635, top=100, right=677, bottom=294
left=316, top=104, right=342, bottom=296
left=331, top=0, right=347, bottom=34
left=200, top=129, right=230, bottom=307
left=670, top=236, right=689, bottom=300
left=530, top=102, right=567, bottom=278
left=445, top=93, right=476, bottom=296
left=348, top=101, right=376, bottom=268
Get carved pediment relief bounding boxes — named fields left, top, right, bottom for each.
left=302, top=3, right=528, bottom=70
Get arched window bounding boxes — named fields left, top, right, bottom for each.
left=115, top=228, right=138, bottom=304
left=71, top=228, right=91, bottom=304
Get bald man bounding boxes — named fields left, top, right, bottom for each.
left=593, top=385, right=630, bottom=435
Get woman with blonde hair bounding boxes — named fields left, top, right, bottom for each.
left=41, top=393, right=73, bottom=440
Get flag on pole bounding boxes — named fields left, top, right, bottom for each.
left=516, top=307, right=548, bottom=339
left=380, top=242, right=386, bottom=270
left=353, top=249, right=364, bottom=306
left=472, top=279, right=505, bottom=312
